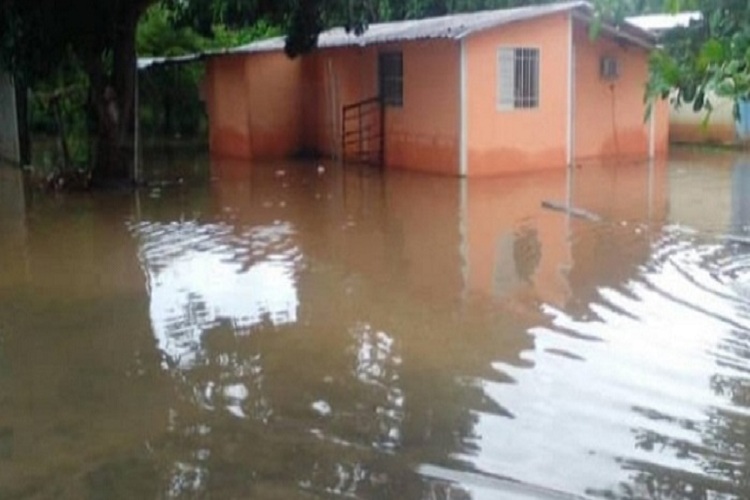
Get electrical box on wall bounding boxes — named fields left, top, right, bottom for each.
left=600, top=56, right=620, bottom=80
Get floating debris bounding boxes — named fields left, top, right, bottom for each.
left=541, top=200, right=602, bottom=222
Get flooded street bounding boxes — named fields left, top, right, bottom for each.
left=3, top=150, right=750, bottom=498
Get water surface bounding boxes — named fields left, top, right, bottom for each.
left=2, top=150, right=750, bottom=498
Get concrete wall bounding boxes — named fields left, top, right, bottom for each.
left=206, top=40, right=460, bottom=175
left=205, top=55, right=252, bottom=158
left=205, top=53, right=304, bottom=160
left=465, top=13, right=570, bottom=176
left=669, top=91, right=736, bottom=145
left=573, top=19, right=668, bottom=163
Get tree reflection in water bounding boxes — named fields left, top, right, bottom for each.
left=127, top=162, right=506, bottom=498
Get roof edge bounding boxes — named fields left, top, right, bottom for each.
left=452, top=0, right=590, bottom=39
left=220, top=1, right=655, bottom=57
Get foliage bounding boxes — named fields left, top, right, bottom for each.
left=136, top=4, right=282, bottom=140
left=29, top=62, right=90, bottom=169
left=137, top=4, right=204, bottom=57
left=643, top=0, right=750, bottom=119
left=1, top=0, right=155, bottom=181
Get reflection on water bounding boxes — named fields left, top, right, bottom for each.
left=133, top=220, right=300, bottom=368
left=4, top=151, right=750, bottom=498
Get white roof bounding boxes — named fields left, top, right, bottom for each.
left=626, top=11, right=701, bottom=33
left=228, top=1, right=653, bottom=54
left=137, top=54, right=203, bottom=70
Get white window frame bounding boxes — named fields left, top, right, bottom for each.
left=497, top=46, right=541, bottom=111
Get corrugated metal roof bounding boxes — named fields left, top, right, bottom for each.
left=136, top=1, right=655, bottom=67
left=226, top=1, right=653, bottom=55
left=626, top=11, right=701, bottom=33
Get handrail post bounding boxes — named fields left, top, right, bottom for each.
left=379, top=96, right=385, bottom=168
left=341, top=95, right=382, bottom=167
left=341, top=107, right=346, bottom=164
left=357, top=106, right=365, bottom=161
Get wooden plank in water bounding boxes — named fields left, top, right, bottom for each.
left=541, top=200, right=602, bottom=222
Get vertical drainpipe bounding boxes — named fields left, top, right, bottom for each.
left=566, top=13, right=575, bottom=168
left=459, top=39, right=468, bottom=177
left=648, top=99, right=656, bottom=159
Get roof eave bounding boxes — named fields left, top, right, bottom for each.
left=571, top=11, right=656, bottom=50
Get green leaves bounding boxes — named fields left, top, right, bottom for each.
left=642, top=0, right=750, bottom=116
left=697, top=38, right=724, bottom=69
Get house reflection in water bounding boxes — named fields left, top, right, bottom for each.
left=124, top=155, right=672, bottom=497
left=132, top=219, right=300, bottom=368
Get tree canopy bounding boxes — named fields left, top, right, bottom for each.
left=646, top=0, right=750, bottom=118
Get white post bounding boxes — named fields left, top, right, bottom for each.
left=566, top=14, right=575, bottom=168
left=648, top=99, right=656, bottom=160
left=459, top=39, right=468, bottom=177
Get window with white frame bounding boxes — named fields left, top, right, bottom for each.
left=379, top=52, right=403, bottom=107
left=497, top=47, right=540, bottom=110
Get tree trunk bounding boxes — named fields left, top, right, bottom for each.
left=88, top=1, right=150, bottom=185
left=51, top=97, right=71, bottom=171
left=14, top=79, right=31, bottom=166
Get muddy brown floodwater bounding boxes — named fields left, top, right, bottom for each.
left=2, top=149, right=750, bottom=499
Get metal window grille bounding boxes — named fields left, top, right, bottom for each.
left=379, top=52, right=403, bottom=107
left=498, top=47, right=539, bottom=110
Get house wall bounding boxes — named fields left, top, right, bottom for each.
left=300, top=47, right=379, bottom=161
left=206, top=40, right=460, bottom=174
left=381, top=40, right=460, bottom=175
left=464, top=13, right=570, bottom=176
left=205, top=52, right=303, bottom=160
left=205, top=56, right=251, bottom=158
left=244, top=52, right=305, bottom=158
left=572, top=19, right=669, bottom=162
left=205, top=12, right=667, bottom=175
left=305, top=40, right=460, bottom=175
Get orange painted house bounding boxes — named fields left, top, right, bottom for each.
left=203, top=1, right=669, bottom=177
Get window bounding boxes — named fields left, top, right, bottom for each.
left=498, top=47, right=539, bottom=110
left=379, top=52, right=403, bottom=107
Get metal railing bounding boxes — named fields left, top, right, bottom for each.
left=341, top=96, right=384, bottom=167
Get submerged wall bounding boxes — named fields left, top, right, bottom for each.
left=205, top=53, right=303, bottom=160
left=465, top=13, right=570, bottom=176
left=573, top=19, right=668, bottom=164
left=205, top=40, right=460, bottom=175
